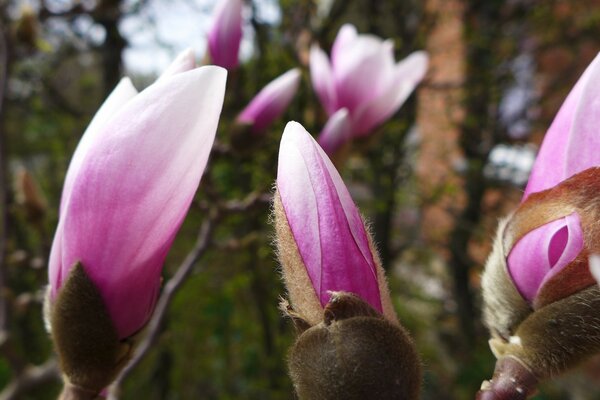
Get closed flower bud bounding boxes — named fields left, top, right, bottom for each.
left=479, top=53, right=600, bottom=398
left=237, top=69, right=301, bottom=134
left=207, top=0, right=243, bottom=70
left=47, top=51, right=226, bottom=394
left=274, top=122, right=421, bottom=398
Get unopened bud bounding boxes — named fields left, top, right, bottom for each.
left=287, top=292, right=421, bottom=400
left=49, top=262, right=133, bottom=394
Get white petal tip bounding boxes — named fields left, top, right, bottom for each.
left=589, top=254, right=600, bottom=284
left=116, top=77, right=137, bottom=93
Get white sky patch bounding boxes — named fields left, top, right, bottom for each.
left=121, top=0, right=281, bottom=76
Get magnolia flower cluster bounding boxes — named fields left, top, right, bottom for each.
left=47, top=50, right=226, bottom=395
left=478, top=53, right=600, bottom=399
left=273, top=122, right=421, bottom=399
left=310, top=24, right=428, bottom=154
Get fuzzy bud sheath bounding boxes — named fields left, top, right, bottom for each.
left=479, top=53, right=600, bottom=399
left=46, top=263, right=136, bottom=399
left=273, top=122, right=421, bottom=400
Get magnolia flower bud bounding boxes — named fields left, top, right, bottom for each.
left=274, top=122, right=421, bottom=399
left=309, top=24, right=428, bottom=142
left=479, top=53, right=600, bottom=398
left=47, top=51, right=226, bottom=393
left=237, top=69, right=301, bottom=134
left=207, top=0, right=243, bottom=70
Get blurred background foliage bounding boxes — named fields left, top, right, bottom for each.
left=2, top=0, right=600, bottom=399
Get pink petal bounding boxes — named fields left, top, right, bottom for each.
left=317, top=108, right=352, bottom=155
left=277, top=121, right=382, bottom=312
left=237, top=69, right=301, bottom=134
left=60, top=78, right=138, bottom=214
left=331, top=24, right=358, bottom=64
left=351, top=51, right=428, bottom=137
left=208, top=0, right=243, bottom=70
left=157, top=48, right=196, bottom=81
left=507, top=212, right=583, bottom=303
left=309, top=45, right=338, bottom=115
left=53, top=66, right=227, bottom=338
left=333, top=36, right=395, bottom=113
left=524, top=53, right=600, bottom=199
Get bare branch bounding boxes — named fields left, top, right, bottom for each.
left=0, top=11, right=10, bottom=333
left=222, top=192, right=272, bottom=212
left=0, top=359, right=61, bottom=400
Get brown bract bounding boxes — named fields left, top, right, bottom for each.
left=49, top=263, right=134, bottom=396
left=287, top=293, right=422, bottom=400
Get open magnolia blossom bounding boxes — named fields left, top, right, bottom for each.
left=237, top=68, right=301, bottom=134
left=478, top=53, right=600, bottom=399
left=310, top=24, right=428, bottom=152
left=47, top=50, right=226, bottom=394
left=274, top=122, right=421, bottom=400
left=207, top=0, right=243, bottom=70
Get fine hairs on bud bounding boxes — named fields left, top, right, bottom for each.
left=272, top=191, right=325, bottom=326
left=49, top=262, right=134, bottom=394
left=286, top=292, right=422, bottom=400
left=480, top=169, right=600, bottom=397
left=272, top=189, right=399, bottom=326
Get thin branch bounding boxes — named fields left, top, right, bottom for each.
left=0, top=358, right=61, bottom=400
left=107, top=216, right=216, bottom=399
left=195, top=191, right=271, bottom=213
left=222, top=192, right=272, bottom=212
left=0, top=13, right=10, bottom=333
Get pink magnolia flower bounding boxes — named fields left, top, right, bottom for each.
left=207, top=0, right=243, bottom=70
left=506, top=54, right=600, bottom=303
left=49, top=52, right=227, bottom=339
left=237, top=68, right=301, bottom=134
left=310, top=24, right=428, bottom=142
left=276, top=121, right=382, bottom=312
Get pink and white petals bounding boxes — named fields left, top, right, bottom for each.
left=237, top=68, right=301, bottom=134
left=352, top=51, right=429, bottom=137
left=207, top=0, right=243, bottom=70
left=309, top=45, right=337, bottom=115
left=309, top=23, right=428, bottom=139
left=276, top=122, right=382, bottom=313
left=60, top=78, right=138, bottom=214
left=49, top=65, right=227, bottom=339
left=157, top=48, right=196, bottom=80
left=524, top=53, right=600, bottom=200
